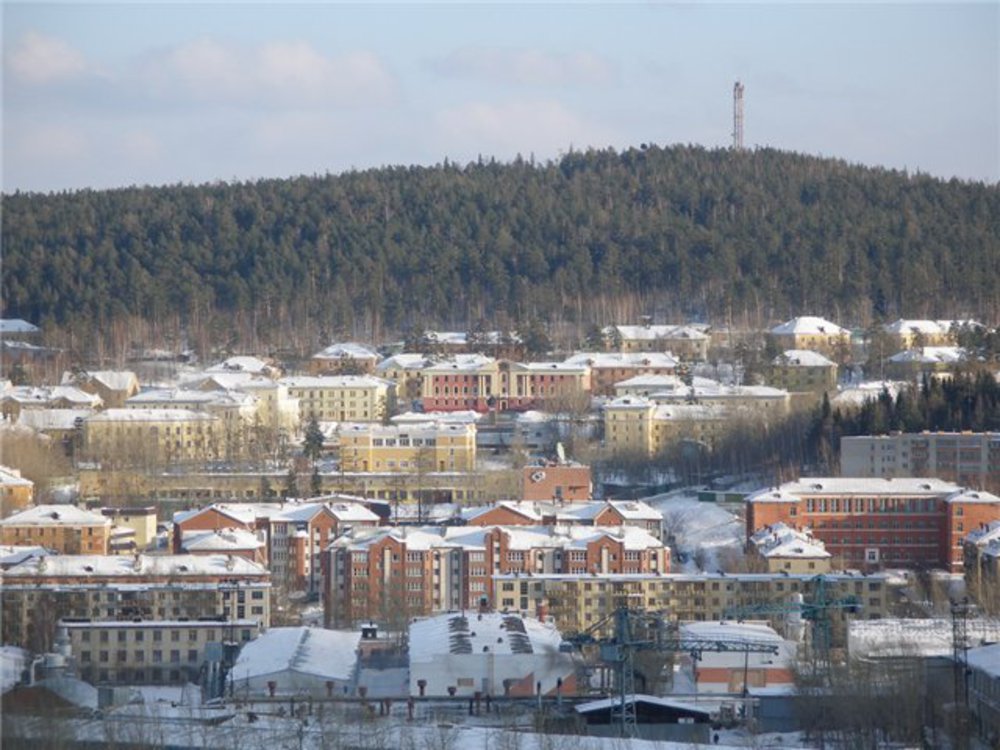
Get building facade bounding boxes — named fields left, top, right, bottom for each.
left=82, top=408, right=223, bottom=467
left=0, top=504, right=112, bottom=554
left=337, top=422, right=477, bottom=473
left=281, top=375, right=394, bottom=423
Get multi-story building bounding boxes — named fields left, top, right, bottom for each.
left=0, top=504, right=112, bottom=554
left=375, top=354, right=435, bottom=408
left=746, top=477, right=1000, bottom=572
left=884, top=346, right=967, bottom=381
left=1, top=553, right=271, bottom=651
left=603, top=396, right=734, bottom=456
left=420, top=356, right=589, bottom=413
left=462, top=498, right=661, bottom=538
left=883, top=319, right=960, bottom=350
left=563, top=352, right=679, bottom=397
left=605, top=324, right=710, bottom=361
left=841, top=432, right=1000, bottom=490
left=100, top=506, right=158, bottom=549
left=748, top=522, right=832, bottom=574
left=337, top=422, right=477, bottom=473
left=182, top=372, right=301, bottom=437
left=173, top=499, right=380, bottom=594
left=308, top=342, right=380, bottom=375
left=768, top=350, right=838, bottom=394
left=0, top=465, right=34, bottom=516
left=324, top=524, right=670, bottom=627
left=767, top=317, right=850, bottom=358
left=964, top=521, right=1000, bottom=612
left=82, top=408, right=223, bottom=467
left=498, top=571, right=892, bottom=641
left=62, top=618, right=261, bottom=686
left=614, top=374, right=790, bottom=414
left=1, top=384, right=102, bottom=421
left=281, top=375, right=394, bottom=423
left=521, top=462, right=592, bottom=502
left=69, top=370, right=141, bottom=408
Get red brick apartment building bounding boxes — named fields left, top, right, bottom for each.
left=324, top=524, right=669, bottom=627
left=746, top=477, right=1000, bottom=572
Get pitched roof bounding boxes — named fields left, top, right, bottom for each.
left=3, top=553, right=269, bottom=579
left=0, top=504, right=110, bottom=527
left=311, top=342, right=379, bottom=360
left=773, top=349, right=836, bottom=367
left=232, top=627, right=361, bottom=682
left=770, top=317, right=847, bottom=336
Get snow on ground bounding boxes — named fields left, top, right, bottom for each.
left=1, top=646, right=29, bottom=693
left=644, top=488, right=744, bottom=572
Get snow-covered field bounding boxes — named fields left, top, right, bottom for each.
left=644, top=488, right=745, bottom=572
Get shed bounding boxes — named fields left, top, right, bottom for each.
left=575, top=693, right=712, bottom=742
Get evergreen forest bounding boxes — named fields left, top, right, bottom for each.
left=3, top=145, right=998, bottom=353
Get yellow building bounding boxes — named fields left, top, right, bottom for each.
left=748, top=522, right=833, bottom=573
left=338, top=421, right=477, bottom=473
left=100, top=506, right=159, bottom=549
left=603, top=397, right=655, bottom=455
left=375, top=354, right=434, bottom=406
left=281, top=375, right=394, bottom=423
left=0, top=466, right=34, bottom=517
left=606, top=325, right=710, bottom=361
left=499, top=572, right=891, bottom=640
left=768, top=350, right=838, bottom=394
left=767, top=317, right=850, bottom=358
left=883, top=319, right=959, bottom=351
left=0, top=504, right=112, bottom=554
left=83, top=408, right=223, bottom=467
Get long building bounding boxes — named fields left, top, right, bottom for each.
left=1, top=553, right=271, bottom=652
left=746, top=477, right=1000, bottom=572
left=841, top=432, right=1000, bottom=489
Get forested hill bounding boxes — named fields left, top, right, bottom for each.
left=3, top=145, right=998, bottom=346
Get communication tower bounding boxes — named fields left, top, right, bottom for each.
left=733, top=80, right=745, bottom=150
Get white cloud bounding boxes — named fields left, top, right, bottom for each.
left=435, top=99, right=616, bottom=159
left=6, top=31, right=88, bottom=84
left=429, top=47, right=616, bottom=87
left=140, top=37, right=395, bottom=109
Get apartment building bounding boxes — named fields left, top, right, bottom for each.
left=748, top=522, right=832, bottom=574
left=337, top=421, right=477, bottom=473
left=68, top=370, right=141, bottom=408
left=0, top=465, right=34, bottom=516
left=767, top=317, right=850, bottom=358
left=521, top=462, right=592, bottom=502
left=498, top=572, right=892, bottom=641
left=173, top=499, right=380, bottom=594
left=883, top=319, right=960, bottom=350
left=1, top=384, right=102, bottom=421
left=0, top=504, right=112, bottom=554
left=462, top=499, right=661, bottom=538
left=603, top=396, right=733, bottom=456
left=63, top=618, right=261, bottom=686
left=308, top=342, right=380, bottom=375
left=281, top=375, right=394, bottom=423
left=768, top=350, right=838, bottom=394
left=82, top=408, right=223, bottom=466
left=964, top=521, right=1000, bottom=611
left=841, top=432, right=1000, bottom=489
left=563, top=351, right=680, bottom=397
left=746, top=477, right=1000, bottom=572
left=605, top=324, right=710, bottom=361
left=1, top=553, right=271, bottom=651
left=126, top=388, right=259, bottom=457
left=324, top=524, right=670, bottom=627
left=375, top=354, right=434, bottom=406
left=100, top=506, right=158, bottom=549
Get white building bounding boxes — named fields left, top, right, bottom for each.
left=408, top=612, right=577, bottom=697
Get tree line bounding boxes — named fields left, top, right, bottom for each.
left=3, top=144, right=998, bottom=357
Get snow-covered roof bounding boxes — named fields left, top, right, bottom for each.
left=0, top=504, right=110, bottom=527
left=173, top=499, right=379, bottom=527
left=0, top=319, right=40, bottom=334
left=16, top=408, right=94, bottom=431
left=748, top=477, right=961, bottom=502
left=390, top=410, right=481, bottom=425
left=831, top=380, right=905, bottom=409
left=85, top=408, right=219, bottom=424
left=849, top=618, right=1000, bottom=658
left=0, top=545, right=51, bottom=567
left=564, top=351, right=681, bottom=368
left=76, top=370, right=139, bottom=392
left=966, top=520, right=1000, bottom=547
left=2, top=385, right=102, bottom=407
left=232, top=627, right=361, bottom=682
left=516, top=361, right=588, bottom=374
left=946, top=488, right=1000, bottom=505
left=422, top=354, right=496, bottom=373
left=0, top=465, right=33, bottom=486
left=749, top=523, right=830, bottom=559
left=409, top=612, right=564, bottom=662
left=575, top=694, right=711, bottom=716
left=883, top=319, right=966, bottom=336
left=311, top=342, right=379, bottom=360
left=339, top=421, right=475, bottom=437
left=205, top=356, right=274, bottom=375
left=375, top=354, right=434, bottom=372
left=603, top=396, right=655, bottom=410
left=769, top=317, right=847, bottom=336
left=773, top=349, right=836, bottom=367
left=181, top=528, right=264, bottom=552
left=3, top=553, right=269, bottom=580
left=609, top=324, right=709, bottom=342
left=280, top=375, right=392, bottom=389
left=126, top=388, right=255, bottom=408
left=887, top=346, right=966, bottom=364
left=966, top=642, right=1000, bottom=677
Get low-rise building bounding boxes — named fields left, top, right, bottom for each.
left=408, top=611, right=577, bottom=697
left=746, top=477, right=1000, bottom=572
left=768, top=350, right=838, bottom=395
left=521, top=462, right=592, bottom=502
left=100, top=506, right=158, bottom=549
left=1, top=385, right=102, bottom=422
left=337, top=421, right=477, bottom=473
left=884, top=346, right=966, bottom=381
left=308, top=342, right=380, bottom=375
left=678, top=621, right=795, bottom=694
left=563, top=352, right=679, bottom=397
left=966, top=642, right=1000, bottom=747
left=62, top=618, right=261, bottom=686
left=82, top=408, right=223, bottom=467
left=67, top=370, right=141, bottom=408
left=883, top=319, right=960, bottom=351
left=606, top=324, right=710, bottom=361
left=0, top=465, right=34, bottom=516
left=840, top=432, right=1000, bottom=489
left=964, top=521, right=1000, bottom=612
left=748, top=523, right=832, bottom=573
left=281, top=375, right=394, bottom=423
left=1, top=553, right=271, bottom=652
left=0, top=504, right=112, bottom=554
left=767, top=317, right=850, bottom=359
left=603, top=396, right=737, bottom=456
left=462, top=499, right=661, bottom=538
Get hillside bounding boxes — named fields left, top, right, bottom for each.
left=3, top=145, right=998, bottom=350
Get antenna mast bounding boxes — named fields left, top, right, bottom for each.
left=732, top=80, right=745, bottom=150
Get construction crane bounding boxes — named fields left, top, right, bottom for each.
left=721, top=575, right=861, bottom=683
left=565, top=606, right=780, bottom=738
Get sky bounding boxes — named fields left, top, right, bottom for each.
left=3, top=2, right=998, bottom=193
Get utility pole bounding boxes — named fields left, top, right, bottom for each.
left=733, top=81, right=745, bottom=151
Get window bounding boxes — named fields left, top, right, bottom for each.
left=187, top=650, right=198, bottom=663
